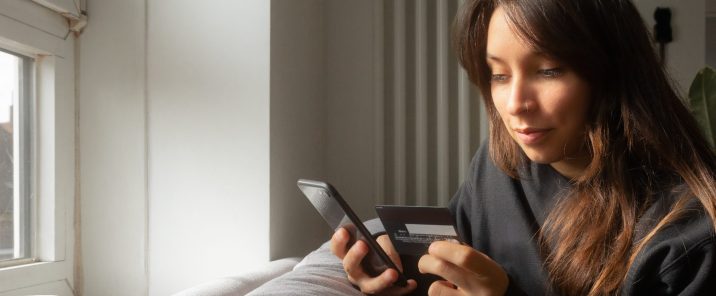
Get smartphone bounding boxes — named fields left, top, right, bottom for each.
left=297, top=179, right=408, bottom=287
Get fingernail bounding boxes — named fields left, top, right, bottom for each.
left=385, top=270, right=396, bottom=281
left=355, top=241, right=367, bottom=254
left=445, top=238, right=460, bottom=244
left=428, top=241, right=438, bottom=253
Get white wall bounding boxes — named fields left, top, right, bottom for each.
left=147, top=0, right=271, bottom=295
left=79, top=0, right=147, bottom=295
left=635, top=0, right=706, bottom=94
left=82, top=0, right=380, bottom=285
left=80, top=0, right=271, bottom=295
left=269, top=0, right=329, bottom=260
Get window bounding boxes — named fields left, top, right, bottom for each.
left=0, top=1, right=75, bottom=294
left=0, top=48, right=33, bottom=266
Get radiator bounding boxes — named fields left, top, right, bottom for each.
left=373, top=0, right=488, bottom=207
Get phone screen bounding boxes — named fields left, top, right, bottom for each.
left=297, top=179, right=408, bottom=287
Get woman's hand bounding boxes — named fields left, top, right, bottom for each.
left=418, top=240, right=509, bottom=296
left=330, top=228, right=417, bottom=295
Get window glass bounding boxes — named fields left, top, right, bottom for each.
left=0, top=49, right=31, bottom=262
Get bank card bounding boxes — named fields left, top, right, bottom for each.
left=374, top=205, right=461, bottom=256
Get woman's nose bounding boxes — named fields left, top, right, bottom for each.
left=505, top=77, right=534, bottom=115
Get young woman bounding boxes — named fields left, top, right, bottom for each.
left=331, top=0, right=716, bottom=295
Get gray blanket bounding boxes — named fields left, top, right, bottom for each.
left=247, top=219, right=387, bottom=296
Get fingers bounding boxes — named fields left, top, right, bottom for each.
left=419, top=241, right=509, bottom=295
left=428, top=280, right=461, bottom=296
left=377, top=234, right=403, bottom=272
left=342, top=240, right=392, bottom=289
left=428, top=240, right=487, bottom=271
left=357, top=268, right=399, bottom=294
left=422, top=241, right=483, bottom=290
left=419, top=253, right=474, bottom=291
left=360, top=270, right=417, bottom=295
left=381, top=279, right=418, bottom=296
left=342, top=240, right=371, bottom=281
left=332, top=229, right=417, bottom=295
left=330, top=228, right=350, bottom=259
left=344, top=241, right=416, bottom=294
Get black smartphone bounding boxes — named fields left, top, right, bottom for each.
left=297, top=179, right=408, bottom=287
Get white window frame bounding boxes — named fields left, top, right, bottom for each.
left=0, top=1, right=75, bottom=295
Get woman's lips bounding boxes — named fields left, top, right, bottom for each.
left=514, top=127, right=552, bottom=145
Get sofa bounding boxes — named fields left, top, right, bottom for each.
left=174, top=219, right=387, bottom=296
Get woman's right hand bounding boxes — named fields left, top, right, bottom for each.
left=330, top=228, right=417, bottom=295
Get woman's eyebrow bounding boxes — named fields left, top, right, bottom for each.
left=487, top=52, right=556, bottom=65
left=486, top=54, right=508, bottom=68
left=486, top=54, right=504, bottom=63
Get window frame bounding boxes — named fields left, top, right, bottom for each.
left=0, top=0, right=76, bottom=294
left=18, top=49, right=34, bottom=265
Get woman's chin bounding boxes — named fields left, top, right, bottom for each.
left=521, top=149, right=560, bottom=164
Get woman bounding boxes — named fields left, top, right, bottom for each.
left=331, top=0, right=716, bottom=295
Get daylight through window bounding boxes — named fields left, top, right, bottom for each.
left=0, top=49, right=32, bottom=264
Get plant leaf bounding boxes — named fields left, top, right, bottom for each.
left=688, top=67, right=716, bottom=148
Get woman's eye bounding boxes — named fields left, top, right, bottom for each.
left=491, top=74, right=508, bottom=83
left=539, top=68, right=563, bottom=78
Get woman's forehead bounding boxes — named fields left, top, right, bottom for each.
left=485, top=8, right=552, bottom=64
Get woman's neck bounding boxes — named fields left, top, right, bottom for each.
left=550, top=155, right=591, bottom=180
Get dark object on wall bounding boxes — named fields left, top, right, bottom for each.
left=654, top=7, right=672, bottom=66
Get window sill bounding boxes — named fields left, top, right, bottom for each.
left=0, top=260, right=69, bottom=293
left=0, top=258, right=38, bottom=269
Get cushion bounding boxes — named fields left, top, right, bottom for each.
left=174, top=257, right=302, bottom=296
left=246, top=219, right=387, bottom=296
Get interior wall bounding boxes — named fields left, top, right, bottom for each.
left=635, top=0, right=706, bottom=94
left=80, top=0, right=271, bottom=295
left=323, top=0, right=378, bottom=222
left=268, top=0, right=380, bottom=261
left=78, top=0, right=148, bottom=295
left=147, top=0, right=271, bottom=295
left=269, top=0, right=330, bottom=260
left=707, top=0, right=716, bottom=68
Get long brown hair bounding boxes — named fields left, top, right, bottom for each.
left=453, top=0, right=716, bottom=294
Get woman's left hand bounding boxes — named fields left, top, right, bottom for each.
left=417, top=240, right=509, bottom=296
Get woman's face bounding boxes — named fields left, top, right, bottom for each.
left=486, top=7, right=591, bottom=178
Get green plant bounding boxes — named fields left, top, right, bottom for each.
left=688, top=66, right=716, bottom=148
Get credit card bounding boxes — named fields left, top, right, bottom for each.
left=374, top=205, right=461, bottom=256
